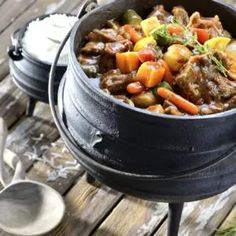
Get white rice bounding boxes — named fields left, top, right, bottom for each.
left=22, top=14, right=77, bottom=65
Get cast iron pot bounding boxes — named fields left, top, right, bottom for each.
left=50, top=0, right=236, bottom=202
left=8, top=14, right=71, bottom=105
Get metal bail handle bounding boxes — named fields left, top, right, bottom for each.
left=49, top=0, right=236, bottom=181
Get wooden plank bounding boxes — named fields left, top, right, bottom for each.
left=154, top=186, right=236, bottom=236
left=6, top=102, right=59, bottom=169
left=224, top=0, right=236, bottom=7
left=27, top=138, right=83, bottom=194
left=0, top=0, right=5, bottom=8
left=92, top=198, right=167, bottom=236
left=0, top=0, right=81, bottom=80
left=215, top=205, right=236, bottom=235
left=49, top=176, right=123, bottom=236
left=0, top=76, right=28, bottom=127
left=0, top=0, right=36, bottom=34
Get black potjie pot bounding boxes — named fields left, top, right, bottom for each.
left=49, top=0, right=236, bottom=235
left=8, top=14, right=69, bottom=115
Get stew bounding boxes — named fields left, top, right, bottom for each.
left=78, top=5, right=236, bottom=116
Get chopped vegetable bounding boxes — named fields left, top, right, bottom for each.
left=151, top=25, right=176, bottom=46
left=157, top=81, right=173, bottom=91
left=127, top=81, right=145, bottom=94
left=159, top=59, right=174, bottom=85
left=157, top=87, right=199, bottom=115
left=204, top=37, right=231, bottom=51
left=137, top=61, right=165, bottom=88
left=147, top=104, right=164, bottom=113
left=141, top=17, right=161, bottom=36
left=123, top=9, right=142, bottom=25
left=116, top=52, right=140, bottom=73
left=152, top=81, right=173, bottom=101
left=123, top=24, right=142, bottom=43
left=131, top=91, right=157, bottom=108
left=167, top=24, right=184, bottom=35
left=134, top=36, right=157, bottom=51
left=164, top=44, right=192, bottom=72
left=226, top=41, right=236, bottom=58
left=138, top=48, right=157, bottom=62
left=192, top=28, right=209, bottom=44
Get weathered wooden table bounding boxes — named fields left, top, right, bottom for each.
left=0, top=0, right=235, bottom=235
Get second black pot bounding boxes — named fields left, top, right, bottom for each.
left=8, top=14, right=69, bottom=104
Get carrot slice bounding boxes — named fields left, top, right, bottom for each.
left=157, top=87, right=199, bottom=115
left=167, top=24, right=184, bottom=35
left=116, top=52, right=140, bottom=73
left=192, top=28, right=209, bottom=44
left=137, top=61, right=165, bottom=88
left=123, top=24, right=142, bottom=43
left=159, top=59, right=174, bottom=85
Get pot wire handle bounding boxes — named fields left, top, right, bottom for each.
left=49, top=0, right=98, bottom=145
left=49, top=0, right=236, bottom=180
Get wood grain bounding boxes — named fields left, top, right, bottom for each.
left=6, top=102, right=59, bottom=169
left=0, top=76, right=28, bottom=127
left=49, top=175, right=123, bottom=236
left=0, top=0, right=35, bottom=34
left=154, top=186, right=236, bottom=236
left=27, top=138, right=83, bottom=194
left=93, top=197, right=167, bottom=236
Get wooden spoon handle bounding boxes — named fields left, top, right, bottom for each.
left=4, top=149, right=25, bottom=183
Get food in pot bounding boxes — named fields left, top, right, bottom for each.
left=22, top=14, right=77, bottom=65
left=78, top=5, right=236, bottom=116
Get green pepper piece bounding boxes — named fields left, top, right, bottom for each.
left=123, top=9, right=142, bottom=25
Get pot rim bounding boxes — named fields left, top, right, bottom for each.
left=13, top=13, right=76, bottom=67
left=70, top=0, right=236, bottom=121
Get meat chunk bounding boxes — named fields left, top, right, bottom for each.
left=98, top=54, right=116, bottom=73
left=172, top=6, right=189, bottom=26
left=87, top=28, right=124, bottom=42
left=101, top=70, right=136, bottom=93
left=148, top=5, right=173, bottom=24
left=227, top=95, right=236, bottom=109
left=199, top=102, right=226, bottom=115
left=78, top=55, right=100, bottom=65
left=104, top=39, right=133, bottom=55
left=175, top=54, right=236, bottom=105
left=81, top=42, right=105, bottom=55
left=188, top=12, right=224, bottom=38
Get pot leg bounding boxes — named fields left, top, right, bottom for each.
left=167, top=203, right=184, bottom=236
left=26, top=97, right=37, bottom=117
left=86, top=172, right=96, bottom=184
